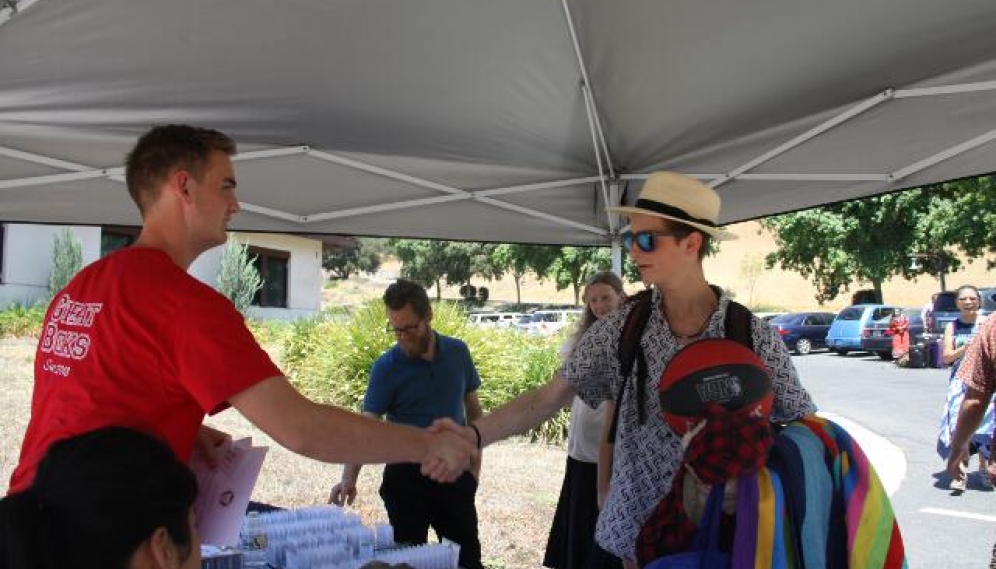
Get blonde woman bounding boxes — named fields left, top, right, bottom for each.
left=544, top=271, right=626, bottom=569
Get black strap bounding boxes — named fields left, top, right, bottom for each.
left=609, top=289, right=755, bottom=443
left=723, top=299, right=754, bottom=350
left=609, top=289, right=653, bottom=442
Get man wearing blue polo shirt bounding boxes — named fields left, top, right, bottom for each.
left=330, top=279, right=484, bottom=569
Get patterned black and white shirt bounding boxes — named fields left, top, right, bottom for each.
left=559, top=286, right=817, bottom=561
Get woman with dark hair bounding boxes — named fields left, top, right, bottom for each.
left=938, top=284, right=993, bottom=491
left=544, top=271, right=626, bottom=569
left=0, top=426, right=199, bottom=569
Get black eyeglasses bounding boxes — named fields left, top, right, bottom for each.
left=386, top=320, right=423, bottom=337
left=620, top=230, right=681, bottom=253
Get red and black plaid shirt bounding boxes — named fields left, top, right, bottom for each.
left=637, top=404, right=772, bottom=565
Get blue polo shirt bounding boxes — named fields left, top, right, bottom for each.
left=363, top=332, right=480, bottom=428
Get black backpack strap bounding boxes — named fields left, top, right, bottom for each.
left=723, top=299, right=755, bottom=351
left=609, top=289, right=654, bottom=442
left=618, top=289, right=654, bottom=377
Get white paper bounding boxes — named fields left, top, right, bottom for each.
left=191, top=437, right=268, bottom=546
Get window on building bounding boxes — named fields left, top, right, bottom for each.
left=101, top=226, right=140, bottom=257
left=248, top=246, right=289, bottom=308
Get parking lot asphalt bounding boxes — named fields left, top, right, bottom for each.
left=792, top=350, right=994, bottom=568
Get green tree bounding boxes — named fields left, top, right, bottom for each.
left=49, top=228, right=83, bottom=297
left=550, top=246, right=612, bottom=304
left=740, top=254, right=765, bottom=308
left=914, top=176, right=996, bottom=274
left=322, top=238, right=382, bottom=280
left=760, top=189, right=959, bottom=303
left=389, top=239, right=475, bottom=300
left=490, top=244, right=560, bottom=304
left=216, top=237, right=263, bottom=316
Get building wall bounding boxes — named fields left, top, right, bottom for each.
left=189, top=232, right=322, bottom=318
left=0, top=224, right=101, bottom=308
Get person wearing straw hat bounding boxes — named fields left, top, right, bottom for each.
left=430, top=171, right=816, bottom=566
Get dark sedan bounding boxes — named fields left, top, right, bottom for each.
left=860, top=307, right=926, bottom=360
left=768, top=312, right=836, bottom=355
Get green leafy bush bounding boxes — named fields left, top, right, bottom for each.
left=216, top=237, right=263, bottom=317
left=49, top=228, right=83, bottom=298
left=0, top=304, right=47, bottom=339
left=283, top=300, right=571, bottom=443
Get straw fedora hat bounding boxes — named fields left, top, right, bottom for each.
left=609, top=171, right=737, bottom=241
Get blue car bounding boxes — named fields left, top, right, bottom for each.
left=825, top=304, right=900, bottom=356
left=768, top=312, right=836, bottom=355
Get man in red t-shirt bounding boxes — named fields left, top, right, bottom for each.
left=9, top=125, right=475, bottom=494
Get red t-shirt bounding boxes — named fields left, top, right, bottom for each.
left=9, top=247, right=282, bottom=493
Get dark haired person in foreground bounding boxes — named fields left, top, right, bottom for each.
left=0, top=427, right=199, bottom=569
left=10, top=124, right=475, bottom=496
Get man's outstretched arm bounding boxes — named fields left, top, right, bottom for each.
left=230, top=376, right=476, bottom=482
left=433, top=373, right=574, bottom=448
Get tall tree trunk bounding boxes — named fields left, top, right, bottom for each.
left=514, top=275, right=522, bottom=305
left=872, top=280, right=883, bottom=304
left=436, top=279, right=442, bottom=301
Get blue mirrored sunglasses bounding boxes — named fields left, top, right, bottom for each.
left=620, top=230, right=680, bottom=253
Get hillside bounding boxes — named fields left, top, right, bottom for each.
left=323, top=222, right=993, bottom=312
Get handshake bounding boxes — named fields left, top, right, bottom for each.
left=420, top=418, right=482, bottom=482
left=330, top=418, right=483, bottom=506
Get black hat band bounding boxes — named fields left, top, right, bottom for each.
left=634, top=198, right=717, bottom=228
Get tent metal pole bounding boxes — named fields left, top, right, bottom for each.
left=308, top=191, right=606, bottom=236
left=896, top=81, right=996, bottom=98
left=624, top=173, right=889, bottom=182
left=0, top=170, right=108, bottom=190
left=308, top=150, right=465, bottom=196
left=234, top=146, right=310, bottom=161
left=477, top=176, right=602, bottom=197
left=736, top=173, right=889, bottom=182
left=581, top=84, right=614, bottom=233
left=306, top=195, right=468, bottom=221
left=609, top=182, right=623, bottom=275
left=611, top=240, right=622, bottom=276
left=309, top=149, right=606, bottom=234
left=0, top=145, right=93, bottom=172
left=560, top=0, right=615, bottom=179
left=890, top=127, right=996, bottom=182
left=710, top=89, right=894, bottom=188
left=239, top=203, right=305, bottom=223
left=476, top=196, right=607, bottom=235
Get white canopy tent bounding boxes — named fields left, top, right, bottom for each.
left=2, top=0, right=996, bottom=250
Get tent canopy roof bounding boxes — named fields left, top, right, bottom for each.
left=3, top=0, right=996, bottom=244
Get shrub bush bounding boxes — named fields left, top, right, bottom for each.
left=283, top=300, right=571, bottom=444
left=216, top=237, right=263, bottom=317
left=49, top=228, right=83, bottom=298
left=0, top=304, right=47, bottom=339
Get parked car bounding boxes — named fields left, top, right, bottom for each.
left=468, top=312, right=521, bottom=328
left=515, top=309, right=582, bottom=335
left=927, top=287, right=996, bottom=334
left=768, top=312, right=836, bottom=355
left=755, top=311, right=788, bottom=322
left=825, top=304, right=900, bottom=356
left=859, top=307, right=926, bottom=360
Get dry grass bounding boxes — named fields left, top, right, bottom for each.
left=0, top=340, right=564, bottom=569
